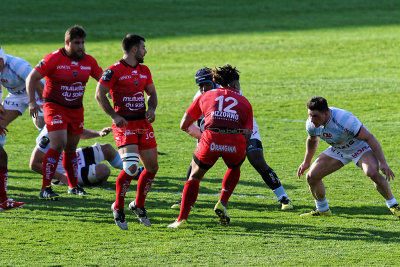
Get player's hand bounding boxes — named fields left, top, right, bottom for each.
left=146, top=109, right=156, bottom=123
left=29, top=102, right=42, bottom=118
left=297, top=161, right=310, bottom=179
left=0, top=124, right=8, bottom=136
left=380, top=163, right=395, bottom=181
left=99, top=127, right=112, bottom=137
left=112, top=115, right=128, bottom=128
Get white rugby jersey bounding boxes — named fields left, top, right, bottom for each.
left=0, top=54, right=32, bottom=95
left=306, top=107, right=364, bottom=152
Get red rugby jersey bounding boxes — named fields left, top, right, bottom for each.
left=186, top=88, right=253, bottom=131
left=35, top=48, right=102, bottom=107
left=99, top=59, right=153, bottom=118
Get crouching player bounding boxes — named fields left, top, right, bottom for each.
left=30, top=126, right=124, bottom=191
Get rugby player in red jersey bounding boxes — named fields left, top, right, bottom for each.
left=26, top=25, right=103, bottom=200
left=96, top=34, right=158, bottom=230
left=168, top=64, right=253, bottom=228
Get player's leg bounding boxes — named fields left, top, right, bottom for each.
left=0, top=146, right=8, bottom=202
left=246, top=139, right=293, bottom=209
left=357, top=151, right=399, bottom=217
left=301, top=153, right=344, bottom=216
left=0, top=146, right=24, bottom=211
left=170, top=162, right=192, bottom=209
left=168, top=159, right=209, bottom=228
left=63, top=133, right=84, bottom=194
left=0, top=109, right=20, bottom=128
left=127, top=147, right=158, bottom=227
left=99, top=143, right=123, bottom=169
left=39, top=129, right=67, bottom=200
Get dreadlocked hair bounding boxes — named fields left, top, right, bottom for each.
left=211, top=64, right=240, bottom=87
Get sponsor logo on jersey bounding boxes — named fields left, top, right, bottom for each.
left=57, top=65, right=71, bottom=70
left=0, top=78, right=8, bottom=84
left=211, top=111, right=239, bottom=121
left=140, top=74, right=147, bottom=79
left=123, top=92, right=145, bottom=111
left=73, top=71, right=78, bottom=77
left=210, top=142, right=237, bottom=153
left=51, top=115, right=63, bottom=125
left=61, top=82, right=85, bottom=101
left=80, top=66, right=91, bottom=70
left=323, top=132, right=332, bottom=139
left=71, top=61, right=78, bottom=66
left=119, top=75, right=131, bottom=81
left=132, top=70, right=138, bottom=74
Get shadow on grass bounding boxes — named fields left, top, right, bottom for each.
left=2, top=0, right=400, bottom=44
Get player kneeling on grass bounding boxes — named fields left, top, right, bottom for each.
left=168, top=64, right=253, bottom=229
left=30, top=126, right=126, bottom=193
left=0, top=124, right=24, bottom=211
left=297, top=96, right=400, bottom=219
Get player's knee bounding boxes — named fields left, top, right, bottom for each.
left=145, top=162, right=159, bottom=174
left=122, top=153, right=139, bottom=177
left=100, top=144, right=115, bottom=161
left=364, top=167, right=380, bottom=179
left=306, top=172, right=318, bottom=185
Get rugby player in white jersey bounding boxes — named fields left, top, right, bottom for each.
left=171, top=68, right=293, bottom=210
left=298, top=96, right=399, bottom=219
left=0, top=46, right=45, bottom=136
left=30, top=126, right=126, bottom=190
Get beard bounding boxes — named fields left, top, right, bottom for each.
left=135, top=52, right=144, bottom=63
left=68, top=48, right=85, bottom=61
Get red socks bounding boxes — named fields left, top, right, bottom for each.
left=42, top=148, right=61, bottom=190
left=135, top=169, right=155, bottom=208
left=114, top=170, right=134, bottom=210
left=219, top=168, right=240, bottom=205
left=0, top=167, right=8, bottom=202
left=63, top=152, right=79, bottom=188
left=178, top=180, right=200, bottom=221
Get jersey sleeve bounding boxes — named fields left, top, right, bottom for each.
left=9, top=57, right=32, bottom=81
left=89, top=56, right=103, bottom=80
left=343, top=113, right=363, bottom=137
left=34, top=52, right=56, bottom=77
left=186, top=95, right=203, bottom=120
left=143, top=65, right=153, bottom=86
left=306, top=118, right=317, bottom=136
left=99, top=65, right=118, bottom=89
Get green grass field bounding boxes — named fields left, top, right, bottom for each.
left=1, top=0, right=400, bottom=265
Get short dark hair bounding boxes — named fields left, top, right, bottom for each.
left=211, top=64, right=240, bottom=87
left=307, top=96, right=329, bottom=112
left=65, top=25, right=86, bottom=42
left=122, top=34, right=145, bottom=53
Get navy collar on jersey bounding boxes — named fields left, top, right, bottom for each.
left=120, top=59, right=139, bottom=69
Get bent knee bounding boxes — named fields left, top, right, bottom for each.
left=146, top=163, right=159, bottom=174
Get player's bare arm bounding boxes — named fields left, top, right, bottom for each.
left=95, top=82, right=127, bottom=128
left=356, top=126, right=395, bottom=181
left=298, top=135, right=319, bottom=179
left=180, top=113, right=202, bottom=139
left=144, top=84, right=157, bottom=123
left=26, top=69, right=44, bottom=118
left=81, top=127, right=112, bottom=139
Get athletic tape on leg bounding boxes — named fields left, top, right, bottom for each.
left=122, top=153, right=139, bottom=176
